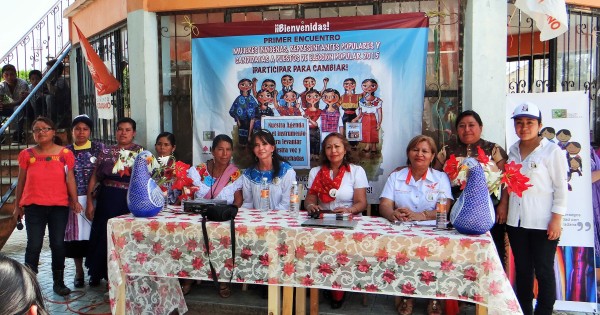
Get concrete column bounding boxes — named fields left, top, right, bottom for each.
left=69, top=49, right=79, bottom=117
left=463, top=0, right=508, bottom=147
left=127, top=9, right=160, bottom=149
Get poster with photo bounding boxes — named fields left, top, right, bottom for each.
left=192, top=13, right=429, bottom=203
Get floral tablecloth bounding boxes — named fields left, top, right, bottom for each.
left=107, top=208, right=522, bottom=315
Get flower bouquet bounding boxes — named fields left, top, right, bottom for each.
left=444, top=146, right=532, bottom=198
left=112, top=149, right=143, bottom=177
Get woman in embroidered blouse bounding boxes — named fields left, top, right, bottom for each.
left=304, top=132, right=368, bottom=309
left=184, top=134, right=242, bottom=296
left=379, top=135, right=452, bottom=315
left=64, top=114, right=104, bottom=289
left=154, top=132, right=180, bottom=204
left=242, top=129, right=296, bottom=211
left=433, top=110, right=509, bottom=268
left=86, top=117, right=143, bottom=287
left=14, top=116, right=82, bottom=296
left=190, top=134, right=242, bottom=206
left=504, top=102, right=567, bottom=315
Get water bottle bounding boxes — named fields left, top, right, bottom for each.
left=435, top=192, right=448, bottom=229
left=289, top=181, right=300, bottom=217
left=259, top=177, right=270, bottom=211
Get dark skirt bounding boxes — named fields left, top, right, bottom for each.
left=86, top=185, right=130, bottom=281
left=65, top=240, right=89, bottom=258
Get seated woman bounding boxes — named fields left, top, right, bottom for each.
left=242, top=129, right=296, bottom=211
left=305, top=132, right=368, bottom=308
left=379, top=135, right=452, bottom=315
left=186, top=134, right=242, bottom=297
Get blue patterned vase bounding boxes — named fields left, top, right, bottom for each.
left=449, top=158, right=495, bottom=235
left=127, top=150, right=164, bottom=217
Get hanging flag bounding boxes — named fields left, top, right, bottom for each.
left=73, top=23, right=120, bottom=95
left=514, top=0, right=568, bottom=41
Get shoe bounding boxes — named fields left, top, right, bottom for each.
left=74, top=276, right=85, bottom=288
left=330, top=291, right=345, bottom=309
left=89, top=277, right=101, bottom=287
left=180, top=279, right=194, bottom=296
left=52, top=269, right=72, bottom=296
left=219, top=283, right=231, bottom=298
left=396, top=298, right=414, bottom=315
left=427, top=299, right=442, bottom=315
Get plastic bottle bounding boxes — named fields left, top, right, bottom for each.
left=259, top=177, right=270, bottom=212
left=289, top=181, right=300, bottom=217
left=435, top=192, right=448, bottom=229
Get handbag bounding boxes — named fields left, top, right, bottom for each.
left=200, top=204, right=238, bottom=293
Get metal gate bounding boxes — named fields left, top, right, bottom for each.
left=75, top=26, right=129, bottom=144
left=507, top=4, right=600, bottom=143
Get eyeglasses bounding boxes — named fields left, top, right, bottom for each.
left=32, top=127, right=53, bottom=134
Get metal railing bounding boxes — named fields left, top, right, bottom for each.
left=0, top=46, right=71, bottom=209
left=0, top=0, right=72, bottom=75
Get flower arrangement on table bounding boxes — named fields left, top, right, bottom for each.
left=444, top=146, right=532, bottom=198
left=112, top=150, right=198, bottom=201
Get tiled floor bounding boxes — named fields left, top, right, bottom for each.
left=2, top=227, right=597, bottom=314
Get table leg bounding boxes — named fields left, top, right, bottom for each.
left=309, top=288, right=319, bottom=315
left=268, top=285, right=281, bottom=315
left=282, top=287, right=294, bottom=315
left=476, top=304, right=488, bottom=315
left=295, top=288, right=306, bottom=315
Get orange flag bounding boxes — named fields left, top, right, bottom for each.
left=74, top=23, right=120, bottom=95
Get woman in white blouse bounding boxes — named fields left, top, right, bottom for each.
left=185, top=134, right=243, bottom=297
left=379, top=135, right=452, bottom=315
left=305, top=132, right=368, bottom=308
left=242, top=130, right=296, bottom=211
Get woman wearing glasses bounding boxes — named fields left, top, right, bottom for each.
left=14, top=116, right=82, bottom=296
left=379, top=135, right=452, bottom=315
left=86, top=117, right=143, bottom=287
left=64, top=115, right=104, bottom=288
left=242, top=129, right=296, bottom=211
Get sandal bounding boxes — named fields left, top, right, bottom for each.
left=427, top=299, right=442, bottom=315
left=180, top=279, right=194, bottom=296
left=396, top=297, right=414, bottom=315
left=219, top=283, right=231, bottom=298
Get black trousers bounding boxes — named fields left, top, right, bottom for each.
left=507, top=225, right=559, bottom=315
left=24, top=205, right=69, bottom=272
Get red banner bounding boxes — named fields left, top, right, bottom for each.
left=74, top=23, right=120, bottom=95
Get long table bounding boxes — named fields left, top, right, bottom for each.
left=107, top=208, right=523, bottom=315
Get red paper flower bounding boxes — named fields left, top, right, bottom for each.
left=502, top=161, right=533, bottom=197
left=444, top=154, right=460, bottom=181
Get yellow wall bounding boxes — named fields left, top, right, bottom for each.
left=66, top=0, right=127, bottom=44
left=566, top=0, right=600, bottom=8
left=145, top=0, right=341, bottom=12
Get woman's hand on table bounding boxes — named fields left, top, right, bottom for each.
left=305, top=203, right=322, bottom=214
left=387, top=207, right=409, bottom=222
left=397, top=208, right=427, bottom=222
left=332, top=207, right=352, bottom=214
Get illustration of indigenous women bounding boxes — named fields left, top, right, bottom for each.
left=353, top=79, right=382, bottom=153
left=229, top=79, right=258, bottom=147
left=339, top=78, right=360, bottom=150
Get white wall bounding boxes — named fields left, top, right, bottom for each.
left=463, top=0, right=508, bottom=147
left=127, top=10, right=161, bottom=149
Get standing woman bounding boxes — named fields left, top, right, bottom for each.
left=304, top=132, right=368, bottom=308
left=505, top=103, right=567, bottom=315
left=64, top=115, right=104, bottom=288
left=14, top=116, right=82, bottom=296
left=433, top=110, right=509, bottom=267
left=379, top=135, right=452, bottom=315
left=242, top=130, right=296, bottom=211
left=86, top=118, right=143, bottom=286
